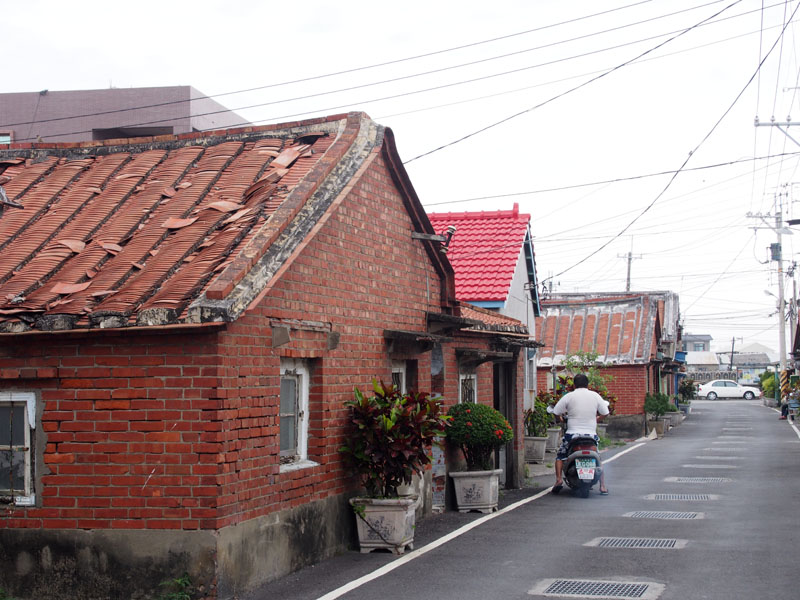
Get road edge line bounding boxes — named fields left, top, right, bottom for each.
left=314, top=442, right=647, bottom=600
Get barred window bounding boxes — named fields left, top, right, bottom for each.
left=459, top=373, right=477, bottom=404
left=279, top=360, right=309, bottom=467
left=0, top=392, right=35, bottom=506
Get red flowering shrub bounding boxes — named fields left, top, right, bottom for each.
left=446, top=402, right=513, bottom=471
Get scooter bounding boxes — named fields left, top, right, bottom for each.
left=547, top=406, right=603, bottom=498
left=562, top=434, right=603, bottom=498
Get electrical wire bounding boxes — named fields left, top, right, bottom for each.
left=10, top=1, right=765, bottom=143
left=0, top=0, right=679, bottom=130
left=550, top=0, right=799, bottom=284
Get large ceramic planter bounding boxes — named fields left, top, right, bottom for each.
left=349, top=496, right=416, bottom=554
left=546, top=427, right=562, bottom=452
left=596, top=423, right=608, bottom=438
left=678, top=403, right=691, bottom=415
left=665, top=412, right=683, bottom=427
left=524, top=436, right=547, bottom=463
left=450, top=469, right=503, bottom=513
left=648, top=419, right=668, bottom=438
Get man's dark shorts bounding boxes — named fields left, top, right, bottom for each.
left=556, top=432, right=599, bottom=460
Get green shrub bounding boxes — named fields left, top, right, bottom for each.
left=523, top=400, right=552, bottom=437
left=446, top=403, right=513, bottom=471
left=644, top=392, right=670, bottom=419
left=340, top=380, right=449, bottom=498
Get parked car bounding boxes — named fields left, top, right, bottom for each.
left=697, top=379, right=762, bottom=400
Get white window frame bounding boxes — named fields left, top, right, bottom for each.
left=391, top=360, right=407, bottom=393
left=0, top=391, right=36, bottom=506
left=459, top=373, right=477, bottom=404
left=279, top=359, right=313, bottom=472
left=0, top=131, right=12, bottom=145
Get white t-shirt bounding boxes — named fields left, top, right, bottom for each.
left=552, top=387, right=609, bottom=435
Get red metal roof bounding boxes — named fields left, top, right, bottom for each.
left=0, top=113, right=395, bottom=333
left=427, top=204, right=530, bottom=303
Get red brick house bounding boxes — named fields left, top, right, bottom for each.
left=0, top=113, right=529, bottom=599
left=427, top=205, right=541, bottom=408
left=534, top=291, right=681, bottom=436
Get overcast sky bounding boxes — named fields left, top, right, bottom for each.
left=5, top=0, right=800, bottom=357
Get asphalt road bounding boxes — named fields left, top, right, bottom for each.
left=247, top=401, right=800, bottom=600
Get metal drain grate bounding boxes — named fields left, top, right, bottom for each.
left=692, top=456, right=741, bottom=460
left=624, top=511, right=703, bottom=519
left=539, top=579, right=651, bottom=598
left=664, top=477, right=731, bottom=483
left=586, top=537, right=686, bottom=549
left=682, top=464, right=738, bottom=469
left=644, top=493, right=715, bottom=501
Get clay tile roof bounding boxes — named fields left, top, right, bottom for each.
left=535, top=293, right=665, bottom=366
left=460, top=303, right=528, bottom=335
left=0, top=113, right=389, bottom=333
left=427, top=203, right=530, bottom=302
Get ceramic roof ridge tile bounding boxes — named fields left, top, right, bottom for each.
left=0, top=113, right=371, bottom=331
left=87, top=139, right=276, bottom=319
left=16, top=148, right=204, bottom=312
left=42, top=144, right=244, bottom=314
left=0, top=158, right=90, bottom=253
left=0, top=152, right=165, bottom=301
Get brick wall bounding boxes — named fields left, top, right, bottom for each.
left=0, top=148, right=512, bottom=534
left=536, top=363, right=651, bottom=415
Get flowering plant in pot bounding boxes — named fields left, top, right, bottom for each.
left=446, top=402, right=513, bottom=513
left=522, top=400, right=551, bottom=463
left=340, top=380, right=449, bottom=553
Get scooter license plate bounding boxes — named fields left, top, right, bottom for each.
left=576, top=458, right=596, bottom=480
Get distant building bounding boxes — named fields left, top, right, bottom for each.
left=0, top=86, right=248, bottom=144
left=719, top=352, right=773, bottom=386
left=682, top=333, right=712, bottom=352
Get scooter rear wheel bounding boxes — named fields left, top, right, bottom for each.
left=579, top=482, right=591, bottom=498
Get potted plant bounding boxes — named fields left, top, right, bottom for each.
left=446, top=402, right=513, bottom=513
left=340, top=380, right=449, bottom=554
left=523, top=400, right=550, bottom=463
left=644, top=392, right=670, bottom=437
left=535, top=390, right=563, bottom=451
left=678, top=378, right=695, bottom=414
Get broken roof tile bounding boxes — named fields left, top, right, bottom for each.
left=0, top=114, right=369, bottom=332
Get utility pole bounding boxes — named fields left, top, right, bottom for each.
left=746, top=188, right=790, bottom=376
left=728, top=336, right=743, bottom=371
left=617, top=239, right=642, bottom=292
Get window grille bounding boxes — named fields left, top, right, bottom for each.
left=0, top=392, right=35, bottom=505
left=460, top=374, right=476, bottom=403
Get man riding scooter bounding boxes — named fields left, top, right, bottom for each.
left=551, top=373, right=610, bottom=495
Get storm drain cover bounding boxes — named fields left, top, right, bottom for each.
left=529, top=579, right=665, bottom=599
left=644, top=493, right=716, bottom=501
left=682, top=464, right=738, bottom=469
left=722, top=428, right=752, bottom=431
left=702, top=447, right=739, bottom=451
left=623, top=511, right=703, bottom=519
left=664, top=476, right=731, bottom=483
left=693, top=456, right=741, bottom=460
left=585, top=537, right=687, bottom=549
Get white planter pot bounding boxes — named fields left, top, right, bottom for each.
left=450, top=469, right=503, bottom=514
left=349, top=496, right=416, bottom=554
left=596, top=423, right=608, bottom=438
left=546, top=427, right=562, bottom=451
left=524, top=436, right=548, bottom=463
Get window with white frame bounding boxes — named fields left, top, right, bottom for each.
left=279, top=359, right=309, bottom=465
left=0, top=391, right=36, bottom=506
left=391, top=360, right=407, bottom=393
left=459, top=373, right=477, bottom=403
left=0, top=132, right=12, bottom=145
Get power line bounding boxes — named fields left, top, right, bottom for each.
left=10, top=1, right=767, bottom=143
left=0, top=0, right=666, bottom=130
left=426, top=151, right=800, bottom=206
left=403, top=1, right=745, bottom=164
left=550, top=0, right=799, bottom=283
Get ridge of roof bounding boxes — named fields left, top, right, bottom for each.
left=427, top=202, right=528, bottom=222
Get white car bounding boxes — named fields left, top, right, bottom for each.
left=697, top=379, right=762, bottom=400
